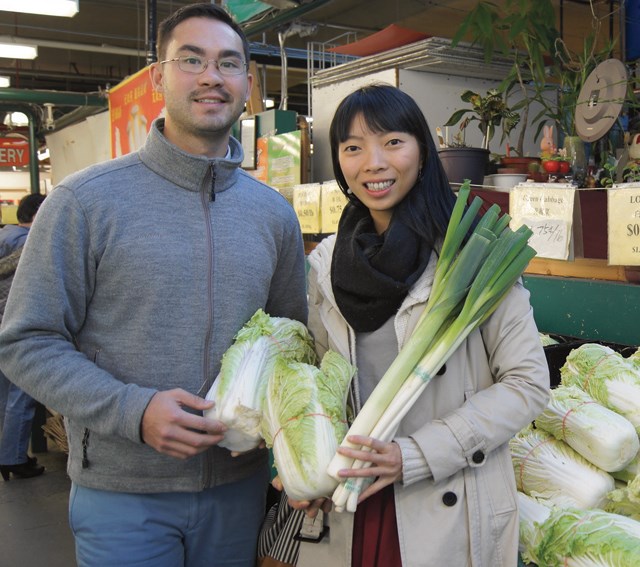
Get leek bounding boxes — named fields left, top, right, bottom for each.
left=327, top=182, right=537, bottom=512
left=534, top=385, right=639, bottom=472
left=560, top=343, right=640, bottom=434
left=204, top=309, right=316, bottom=452
left=261, top=350, right=355, bottom=501
left=510, top=426, right=615, bottom=510
left=518, top=492, right=640, bottom=566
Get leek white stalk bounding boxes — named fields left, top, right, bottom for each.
left=327, top=182, right=537, bottom=512
left=534, top=385, right=639, bottom=472
left=510, top=426, right=615, bottom=510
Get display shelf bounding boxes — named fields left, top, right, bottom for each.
left=523, top=274, right=640, bottom=346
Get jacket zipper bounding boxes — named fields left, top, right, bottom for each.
left=210, top=163, right=216, bottom=202
left=201, top=164, right=216, bottom=488
left=82, top=348, right=102, bottom=468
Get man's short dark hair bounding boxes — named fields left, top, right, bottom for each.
left=17, top=193, right=46, bottom=224
left=157, top=3, right=250, bottom=64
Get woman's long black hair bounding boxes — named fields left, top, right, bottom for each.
left=329, top=83, right=457, bottom=248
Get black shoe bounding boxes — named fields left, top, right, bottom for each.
left=0, top=461, right=45, bottom=481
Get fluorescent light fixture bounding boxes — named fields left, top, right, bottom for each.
left=0, top=75, right=9, bottom=87
left=3, top=112, right=29, bottom=127
left=0, top=38, right=38, bottom=59
left=0, top=0, right=78, bottom=17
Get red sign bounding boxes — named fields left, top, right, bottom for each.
left=0, top=138, right=29, bottom=167
left=109, top=66, right=165, bottom=158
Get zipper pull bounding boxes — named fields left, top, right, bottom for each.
left=210, top=163, right=216, bottom=201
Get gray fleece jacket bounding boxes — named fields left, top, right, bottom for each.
left=0, top=119, right=308, bottom=493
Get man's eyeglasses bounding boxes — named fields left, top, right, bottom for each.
left=160, top=55, right=247, bottom=76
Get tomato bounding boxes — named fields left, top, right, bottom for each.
left=542, top=160, right=560, bottom=173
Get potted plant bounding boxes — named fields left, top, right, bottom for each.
left=440, top=88, right=520, bottom=186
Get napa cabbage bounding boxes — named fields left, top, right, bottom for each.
left=262, top=350, right=355, bottom=501
left=534, top=385, right=639, bottom=472
left=518, top=492, right=640, bottom=566
left=560, top=343, right=640, bottom=434
left=510, top=426, right=615, bottom=510
left=205, top=309, right=316, bottom=452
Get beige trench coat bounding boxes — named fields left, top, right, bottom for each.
left=299, top=235, right=550, bottom=567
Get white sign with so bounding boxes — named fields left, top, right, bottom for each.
left=509, top=186, right=576, bottom=261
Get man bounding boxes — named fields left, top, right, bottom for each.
left=0, top=4, right=307, bottom=567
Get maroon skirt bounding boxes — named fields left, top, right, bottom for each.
left=351, top=484, right=402, bottom=567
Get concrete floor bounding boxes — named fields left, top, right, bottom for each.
left=0, top=447, right=76, bottom=566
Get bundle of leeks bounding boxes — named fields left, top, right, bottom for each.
left=326, top=181, right=537, bottom=512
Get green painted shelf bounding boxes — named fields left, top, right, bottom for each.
left=523, top=274, right=640, bottom=346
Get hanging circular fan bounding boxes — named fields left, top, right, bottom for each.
left=575, top=58, right=628, bottom=142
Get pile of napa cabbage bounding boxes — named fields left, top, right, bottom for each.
left=513, top=343, right=640, bottom=565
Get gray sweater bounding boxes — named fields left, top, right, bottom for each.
left=0, top=119, right=308, bottom=493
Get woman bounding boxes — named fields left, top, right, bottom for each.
left=294, top=84, right=550, bottom=567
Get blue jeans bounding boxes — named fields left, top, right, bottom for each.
left=0, top=370, right=37, bottom=465
left=69, top=466, right=269, bottom=567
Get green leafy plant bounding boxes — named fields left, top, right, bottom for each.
left=623, top=162, right=640, bottom=183
left=600, top=161, right=617, bottom=188
left=452, top=0, right=559, bottom=156
left=444, top=89, right=520, bottom=150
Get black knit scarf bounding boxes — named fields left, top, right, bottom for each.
left=331, top=203, right=432, bottom=332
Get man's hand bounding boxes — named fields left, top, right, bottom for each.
left=272, top=476, right=332, bottom=518
left=141, top=389, right=227, bottom=459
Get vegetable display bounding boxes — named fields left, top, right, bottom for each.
left=204, top=309, right=316, bottom=452
left=262, top=351, right=355, bottom=501
left=327, top=181, right=537, bottom=512
left=534, top=385, right=639, bottom=472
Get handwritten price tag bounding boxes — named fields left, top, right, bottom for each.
left=522, top=217, right=570, bottom=260
left=608, top=188, right=640, bottom=266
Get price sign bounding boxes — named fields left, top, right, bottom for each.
left=321, top=181, right=347, bottom=233
left=510, top=186, right=576, bottom=260
left=607, top=187, right=640, bottom=266
left=293, top=183, right=321, bottom=234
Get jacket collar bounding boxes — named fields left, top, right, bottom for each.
left=138, top=118, right=244, bottom=195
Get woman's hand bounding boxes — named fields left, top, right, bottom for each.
left=271, top=476, right=332, bottom=518
left=336, top=434, right=403, bottom=504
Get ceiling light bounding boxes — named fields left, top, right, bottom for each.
left=0, top=38, right=38, bottom=59
left=3, top=112, right=29, bottom=127
left=0, top=75, right=9, bottom=87
left=0, top=0, right=78, bottom=17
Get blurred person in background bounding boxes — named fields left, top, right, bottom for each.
left=0, top=193, right=46, bottom=481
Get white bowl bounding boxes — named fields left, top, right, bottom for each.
left=484, top=173, right=529, bottom=192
